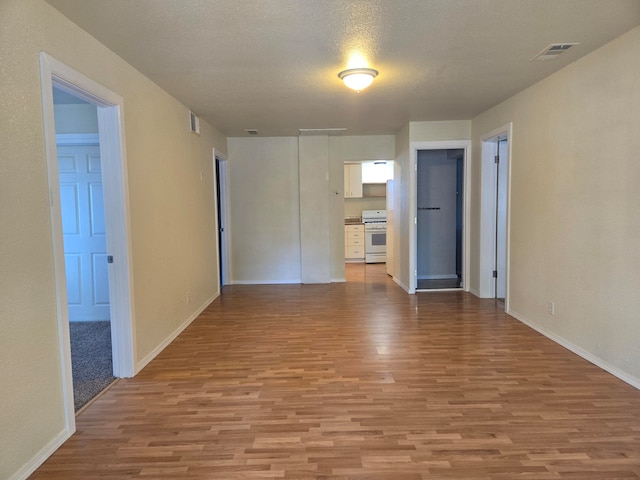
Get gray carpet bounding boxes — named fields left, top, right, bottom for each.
left=69, top=320, right=116, bottom=412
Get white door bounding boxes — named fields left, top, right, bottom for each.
left=58, top=144, right=110, bottom=321
left=495, top=140, right=509, bottom=299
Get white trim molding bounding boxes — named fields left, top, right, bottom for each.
left=8, top=429, right=69, bottom=480
left=136, top=294, right=219, bottom=373
left=39, top=52, right=138, bottom=458
left=55, top=133, right=99, bottom=145
left=479, top=122, right=513, bottom=310
left=508, top=309, right=640, bottom=391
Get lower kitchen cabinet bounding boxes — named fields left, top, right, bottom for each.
left=345, top=224, right=365, bottom=262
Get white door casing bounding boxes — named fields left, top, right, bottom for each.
left=416, top=150, right=459, bottom=281
left=479, top=123, right=513, bottom=306
left=495, top=139, right=509, bottom=299
left=214, top=150, right=230, bottom=288
left=40, top=52, right=137, bottom=444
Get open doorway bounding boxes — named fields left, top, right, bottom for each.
left=410, top=140, right=470, bottom=294
left=416, top=149, right=464, bottom=290
left=214, top=154, right=230, bottom=288
left=54, top=87, right=115, bottom=411
left=343, top=161, right=392, bottom=271
left=480, top=123, right=512, bottom=307
left=41, top=53, right=135, bottom=432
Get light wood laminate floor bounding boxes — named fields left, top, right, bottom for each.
left=32, top=264, right=640, bottom=479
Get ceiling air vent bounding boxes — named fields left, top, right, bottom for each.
left=532, top=43, right=579, bottom=61
left=244, top=129, right=259, bottom=135
left=299, top=128, right=347, bottom=136
left=189, top=110, right=200, bottom=134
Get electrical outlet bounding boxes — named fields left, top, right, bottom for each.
left=186, top=291, right=191, bottom=304
left=548, top=301, right=555, bottom=315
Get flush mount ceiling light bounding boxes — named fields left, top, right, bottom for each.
left=338, top=67, right=378, bottom=91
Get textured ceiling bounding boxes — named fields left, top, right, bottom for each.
left=45, top=0, right=640, bottom=137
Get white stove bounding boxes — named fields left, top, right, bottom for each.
left=362, top=210, right=387, bottom=263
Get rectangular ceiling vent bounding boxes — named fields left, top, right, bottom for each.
left=299, top=128, right=347, bottom=136
left=189, top=110, right=200, bottom=134
left=244, top=129, right=259, bottom=135
left=532, top=43, right=579, bottom=61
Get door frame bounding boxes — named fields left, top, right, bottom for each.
left=40, top=53, right=136, bottom=434
left=479, top=123, right=513, bottom=307
left=410, top=140, right=471, bottom=294
left=213, top=149, right=230, bottom=287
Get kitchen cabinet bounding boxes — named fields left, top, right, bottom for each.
left=345, top=224, right=365, bottom=262
left=344, top=164, right=362, bottom=198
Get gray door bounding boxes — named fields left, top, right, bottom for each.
left=417, top=149, right=464, bottom=289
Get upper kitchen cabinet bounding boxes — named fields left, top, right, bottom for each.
left=344, top=163, right=362, bottom=198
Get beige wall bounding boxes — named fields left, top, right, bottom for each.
left=410, top=120, right=471, bottom=142
left=470, top=25, right=640, bottom=384
left=0, top=1, right=226, bottom=477
left=227, top=137, right=302, bottom=283
left=329, top=135, right=396, bottom=161
left=299, top=135, right=331, bottom=283
left=344, top=196, right=387, bottom=218
left=393, top=123, right=411, bottom=289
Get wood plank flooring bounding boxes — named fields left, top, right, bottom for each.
left=31, top=264, right=640, bottom=479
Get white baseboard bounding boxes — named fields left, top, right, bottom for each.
left=135, top=292, right=219, bottom=373
left=10, top=428, right=70, bottom=480
left=331, top=277, right=346, bottom=283
left=229, top=279, right=302, bottom=285
left=508, top=308, right=640, bottom=391
left=468, top=287, right=481, bottom=297
left=393, top=276, right=410, bottom=293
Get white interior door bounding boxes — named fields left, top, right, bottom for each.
left=58, top=144, right=110, bottom=321
left=215, top=155, right=229, bottom=287
left=495, top=140, right=508, bottom=299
